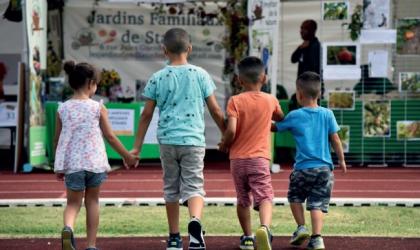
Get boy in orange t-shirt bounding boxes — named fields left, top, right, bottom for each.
left=219, top=56, right=284, bottom=250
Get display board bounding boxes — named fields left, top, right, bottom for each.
left=45, top=102, right=160, bottom=163
left=275, top=99, right=420, bottom=165
left=63, top=0, right=226, bottom=148
left=25, top=0, right=48, bottom=166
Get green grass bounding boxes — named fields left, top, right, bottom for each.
left=0, top=206, right=419, bottom=238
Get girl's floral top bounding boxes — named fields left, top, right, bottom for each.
left=54, top=99, right=110, bottom=174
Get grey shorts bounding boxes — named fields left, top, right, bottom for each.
left=287, top=167, right=334, bottom=213
left=159, top=145, right=206, bottom=203
left=65, top=171, right=107, bottom=191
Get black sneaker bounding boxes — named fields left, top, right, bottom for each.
left=167, top=235, right=183, bottom=250
left=61, top=226, right=76, bottom=250
left=239, top=235, right=255, bottom=250
left=188, top=218, right=205, bottom=250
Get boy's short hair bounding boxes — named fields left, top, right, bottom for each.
left=297, top=71, right=321, bottom=99
left=163, top=28, right=191, bottom=54
left=237, top=56, right=265, bottom=84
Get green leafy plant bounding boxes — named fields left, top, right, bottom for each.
left=342, top=4, right=363, bottom=41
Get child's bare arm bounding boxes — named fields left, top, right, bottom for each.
left=54, top=112, right=64, bottom=180
left=272, top=105, right=284, bottom=122
left=53, top=112, right=62, bottom=157
left=329, top=133, right=347, bottom=173
left=132, top=99, right=156, bottom=156
left=219, top=116, right=237, bottom=153
left=205, top=94, right=226, bottom=133
left=99, top=105, right=139, bottom=167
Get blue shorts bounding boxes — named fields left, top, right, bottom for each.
left=64, top=171, right=107, bottom=191
left=287, top=167, right=334, bottom=213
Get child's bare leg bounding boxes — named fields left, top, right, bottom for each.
left=310, top=209, right=323, bottom=235
left=64, top=189, right=84, bottom=229
left=237, top=205, right=252, bottom=236
left=84, top=186, right=100, bottom=248
left=187, top=196, right=204, bottom=219
left=166, top=201, right=180, bottom=234
left=290, top=202, right=305, bottom=226
left=258, top=200, right=272, bottom=227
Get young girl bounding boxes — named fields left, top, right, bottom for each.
left=54, top=61, right=138, bottom=250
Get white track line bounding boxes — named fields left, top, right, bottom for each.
left=1, top=197, right=419, bottom=207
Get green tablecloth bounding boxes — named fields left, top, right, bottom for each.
left=45, top=101, right=160, bottom=163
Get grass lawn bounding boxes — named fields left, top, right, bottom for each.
left=0, top=206, right=419, bottom=238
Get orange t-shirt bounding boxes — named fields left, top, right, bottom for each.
left=226, top=91, right=281, bottom=160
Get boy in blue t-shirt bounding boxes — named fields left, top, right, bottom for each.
left=131, top=28, right=225, bottom=250
left=273, top=72, right=346, bottom=250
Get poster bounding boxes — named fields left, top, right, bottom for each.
left=108, top=109, right=134, bottom=136
left=363, top=100, right=391, bottom=137
left=397, top=18, right=420, bottom=55
left=363, top=0, right=390, bottom=29
left=397, top=121, right=420, bottom=141
left=328, top=91, right=355, bottom=110
left=323, top=1, right=349, bottom=21
left=337, top=125, right=350, bottom=153
left=247, top=0, right=280, bottom=94
left=399, top=72, right=420, bottom=93
left=26, top=0, right=48, bottom=166
left=322, top=42, right=361, bottom=80
left=64, top=1, right=226, bottom=148
left=0, top=102, right=17, bottom=127
left=368, top=50, right=388, bottom=77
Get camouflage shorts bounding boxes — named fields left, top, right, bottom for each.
left=287, top=167, right=334, bottom=213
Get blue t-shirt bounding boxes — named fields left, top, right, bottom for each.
left=143, top=64, right=216, bottom=146
left=275, top=107, right=340, bottom=170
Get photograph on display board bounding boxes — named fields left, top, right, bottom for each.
left=399, top=72, right=420, bottom=93
left=363, top=0, right=390, bottom=29
left=363, top=100, right=391, bottom=137
left=397, top=121, right=420, bottom=141
left=338, top=125, right=350, bottom=153
left=328, top=91, right=355, bottom=110
left=397, top=18, right=420, bottom=55
left=324, top=44, right=359, bottom=66
left=323, top=1, right=349, bottom=21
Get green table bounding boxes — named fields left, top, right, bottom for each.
left=45, top=101, right=160, bottom=163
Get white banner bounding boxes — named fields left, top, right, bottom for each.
left=64, top=1, right=226, bottom=147
left=248, top=0, right=280, bottom=94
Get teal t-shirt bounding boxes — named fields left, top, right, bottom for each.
left=143, top=64, right=216, bottom=146
left=275, top=107, right=340, bottom=170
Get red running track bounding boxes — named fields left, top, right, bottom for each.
left=0, top=163, right=420, bottom=199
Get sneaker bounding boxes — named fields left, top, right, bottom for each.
left=289, top=225, right=310, bottom=246
left=188, top=217, right=206, bottom=250
left=167, top=235, right=183, bottom=250
left=239, top=235, right=255, bottom=250
left=307, top=236, right=325, bottom=250
left=255, top=225, right=273, bottom=250
left=61, top=226, right=76, bottom=250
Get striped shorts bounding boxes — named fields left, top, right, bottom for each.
left=230, top=157, right=274, bottom=210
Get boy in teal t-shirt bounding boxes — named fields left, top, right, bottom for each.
left=273, top=72, right=347, bottom=250
left=131, top=28, right=225, bottom=250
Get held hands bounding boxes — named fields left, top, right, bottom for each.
left=218, top=140, right=229, bottom=153
left=123, top=150, right=140, bottom=169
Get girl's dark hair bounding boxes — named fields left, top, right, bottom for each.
left=63, top=61, right=98, bottom=90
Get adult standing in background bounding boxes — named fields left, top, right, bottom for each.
left=289, top=19, right=322, bottom=111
